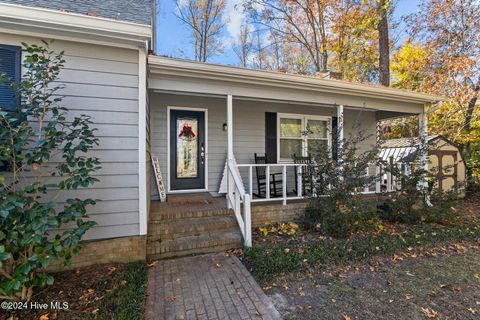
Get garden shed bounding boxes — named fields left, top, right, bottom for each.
left=380, top=135, right=467, bottom=193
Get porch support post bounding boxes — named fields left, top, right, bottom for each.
left=418, top=107, right=429, bottom=197
left=226, top=95, right=233, bottom=208
left=337, top=105, right=344, bottom=179
left=227, top=95, right=233, bottom=161
left=337, top=105, right=344, bottom=150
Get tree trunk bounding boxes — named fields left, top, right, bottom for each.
left=463, top=81, right=480, bottom=189
left=377, top=0, right=390, bottom=86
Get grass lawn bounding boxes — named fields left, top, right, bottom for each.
left=240, top=195, right=480, bottom=319
left=2, top=261, right=148, bottom=320
left=267, top=242, right=480, bottom=319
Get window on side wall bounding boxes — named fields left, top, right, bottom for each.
left=278, top=114, right=331, bottom=162
left=0, top=44, right=21, bottom=113
left=0, top=44, right=21, bottom=172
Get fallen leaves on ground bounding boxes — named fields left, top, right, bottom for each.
left=420, top=307, right=439, bottom=318
left=147, top=261, right=158, bottom=268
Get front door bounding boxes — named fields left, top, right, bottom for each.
left=170, top=109, right=206, bottom=191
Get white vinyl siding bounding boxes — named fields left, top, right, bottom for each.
left=150, top=93, right=377, bottom=197
left=0, top=33, right=141, bottom=241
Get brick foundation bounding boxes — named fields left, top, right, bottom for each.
left=49, top=235, right=146, bottom=270
left=251, top=201, right=308, bottom=227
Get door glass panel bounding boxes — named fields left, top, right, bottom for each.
left=306, top=119, right=327, bottom=139
left=280, top=138, right=302, bottom=159
left=280, top=118, right=302, bottom=138
left=176, top=117, right=198, bottom=178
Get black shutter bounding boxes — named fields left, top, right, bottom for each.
left=265, top=112, right=277, bottom=163
left=0, top=44, right=21, bottom=112
left=331, top=116, right=338, bottom=160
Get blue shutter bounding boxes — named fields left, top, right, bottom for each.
left=0, top=44, right=21, bottom=112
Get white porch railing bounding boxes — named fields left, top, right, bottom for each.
left=226, top=160, right=252, bottom=247
left=227, top=160, right=412, bottom=247
left=236, top=163, right=311, bottom=205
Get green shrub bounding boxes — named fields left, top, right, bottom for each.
left=304, top=130, right=381, bottom=237
left=377, top=163, right=458, bottom=225
left=0, top=42, right=99, bottom=301
left=305, top=197, right=379, bottom=238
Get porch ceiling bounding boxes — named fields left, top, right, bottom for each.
left=148, top=56, right=444, bottom=114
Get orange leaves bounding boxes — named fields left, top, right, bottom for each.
left=420, top=307, right=439, bottom=318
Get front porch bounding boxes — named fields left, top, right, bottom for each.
left=147, top=56, right=435, bottom=253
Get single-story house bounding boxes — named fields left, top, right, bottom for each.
left=0, top=0, right=444, bottom=266
left=380, top=135, right=466, bottom=193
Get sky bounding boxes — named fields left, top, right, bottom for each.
left=155, top=0, right=422, bottom=66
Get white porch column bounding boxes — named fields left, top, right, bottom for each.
left=337, top=105, right=344, bottom=180
left=418, top=109, right=429, bottom=193
left=227, top=95, right=233, bottom=161
left=337, top=104, right=344, bottom=157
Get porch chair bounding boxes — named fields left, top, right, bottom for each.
left=254, top=153, right=283, bottom=198
left=293, top=153, right=314, bottom=196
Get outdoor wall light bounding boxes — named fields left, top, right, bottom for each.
left=223, top=123, right=228, bottom=131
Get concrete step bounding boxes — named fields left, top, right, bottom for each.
left=148, top=215, right=239, bottom=239
left=147, top=231, right=243, bottom=260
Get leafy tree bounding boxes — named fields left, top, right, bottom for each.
left=389, top=0, right=480, bottom=188
left=0, top=42, right=99, bottom=301
left=391, top=40, right=430, bottom=91
left=176, top=0, right=227, bottom=62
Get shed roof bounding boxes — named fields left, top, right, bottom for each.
left=0, top=0, right=152, bottom=25
left=379, top=135, right=445, bottom=163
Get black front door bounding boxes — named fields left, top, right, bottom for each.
left=170, top=109, right=206, bottom=190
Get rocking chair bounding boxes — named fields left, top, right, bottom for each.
left=254, top=153, right=283, bottom=198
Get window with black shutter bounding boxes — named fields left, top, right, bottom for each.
left=0, top=44, right=21, bottom=113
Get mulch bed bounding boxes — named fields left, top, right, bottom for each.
left=2, top=263, right=131, bottom=320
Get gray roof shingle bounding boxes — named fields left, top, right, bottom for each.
left=1, top=0, right=152, bottom=25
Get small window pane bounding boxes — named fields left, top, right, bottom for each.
left=306, top=120, right=327, bottom=139
left=308, top=139, right=328, bottom=156
left=280, top=118, right=302, bottom=138
left=280, top=138, right=302, bottom=159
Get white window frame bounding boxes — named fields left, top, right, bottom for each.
left=277, top=113, right=332, bottom=162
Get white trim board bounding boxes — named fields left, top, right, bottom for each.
left=138, top=49, right=147, bottom=235
left=166, top=106, right=209, bottom=193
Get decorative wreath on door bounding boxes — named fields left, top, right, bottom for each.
left=178, top=124, right=196, bottom=141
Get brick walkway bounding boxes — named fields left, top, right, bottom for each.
left=145, top=253, right=282, bottom=320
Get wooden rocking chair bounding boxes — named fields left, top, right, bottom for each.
left=293, top=153, right=314, bottom=196
left=254, top=153, right=283, bottom=198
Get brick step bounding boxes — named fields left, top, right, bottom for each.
left=148, top=215, right=239, bottom=239
left=150, top=206, right=231, bottom=221
left=147, top=231, right=243, bottom=260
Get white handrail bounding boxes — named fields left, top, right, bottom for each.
left=227, top=160, right=252, bottom=247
